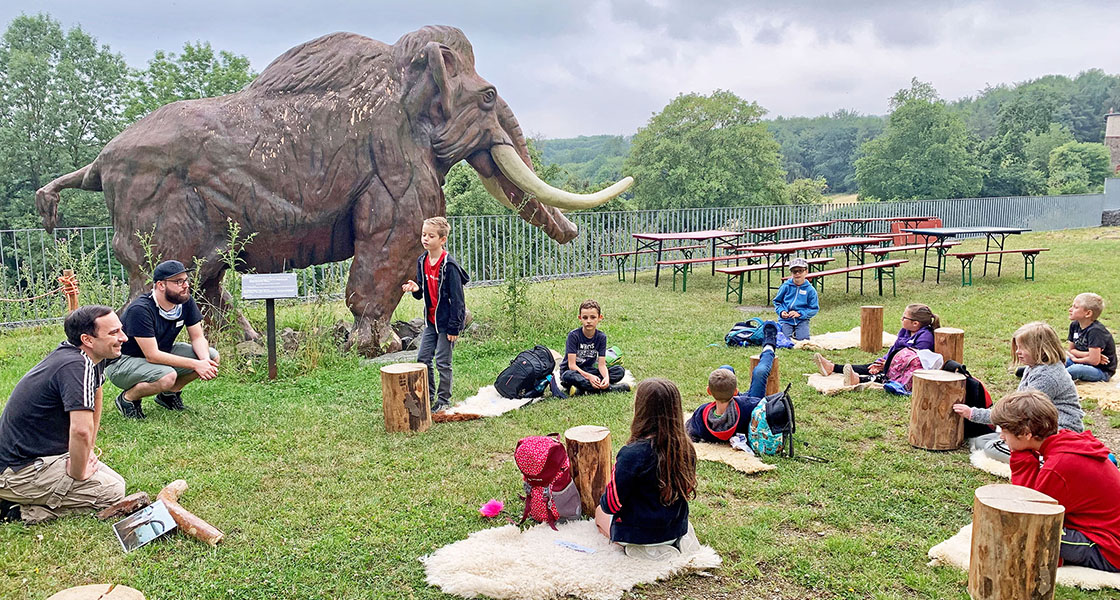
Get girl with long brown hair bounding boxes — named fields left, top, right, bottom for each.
left=595, top=378, right=699, bottom=559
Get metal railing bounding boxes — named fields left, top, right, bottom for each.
left=0, top=193, right=1104, bottom=327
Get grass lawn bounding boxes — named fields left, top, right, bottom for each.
left=2, top=226, right=1120, bottom=599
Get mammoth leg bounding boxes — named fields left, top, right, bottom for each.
left=198, top=270, right=260, bottom=341
left=342, top=186, right=418, bottom=357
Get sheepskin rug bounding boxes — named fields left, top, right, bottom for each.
left=968, top=449, right=1011, bottom=478
left=442, top=370, right=637, bottom=419
left=793, top=327, right=897, bottom=351
left=693, top=441, right=776, bottom=474
left=1076, top=380, right=1120, bottom=411
left=805, top=372, right=884, bottom=396
left=928, top=523, right=1120, bottom=590
left=421, top=520, right=721, bottom=600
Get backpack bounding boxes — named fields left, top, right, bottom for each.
left=496, top=346, right=567, bottom=399
left=513, top=435, right=582, bottom=529
left=748, top=384, right=796, bottom=457
left=942, top=360, right=994, bottom=438
left=886, top=348, right=925, bottom=391
left=726, top=318, right=766, bottom=347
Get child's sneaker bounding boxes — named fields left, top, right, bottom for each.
left=842, top=364, right=860, bottom=387
left=154, top=391, right=185, bottom=411
left=761, top=321, right=778, bottom=349
left=431, top=400, right=451, bottom=414
left=813, top=353, right=832, bottom=377
left=115, top=392, right=145, bottom=419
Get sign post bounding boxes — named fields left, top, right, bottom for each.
left=241, top=273, right=299, bottom=379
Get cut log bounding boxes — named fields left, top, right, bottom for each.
left=95, top=492, right=151, bottom=521
left=908, top=369, right=966, bottom=450
left=749, top=354, right=781, bottom=396
left=47, top=584, right=145, bottom=599
left=380, top=362, right=431, bottom=432
left=563, top=426, right=612, bottom=517
left=157, top=480, right=224, bottom=547
left=860, top=305, right=884, bottom=353
left=934, top=327, right=965, bottom=364
left=969, top=483, right=1064, bottom=600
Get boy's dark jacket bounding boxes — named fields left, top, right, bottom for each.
left=411, top=251, right=470, bottom=335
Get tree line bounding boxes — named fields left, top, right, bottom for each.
left=2, top=13, right=1117, bottom=229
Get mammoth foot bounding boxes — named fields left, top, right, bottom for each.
left=343, top=318, right=402, bottom=358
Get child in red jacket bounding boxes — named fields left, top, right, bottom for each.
left=991, top=389, right=1120, bottom=572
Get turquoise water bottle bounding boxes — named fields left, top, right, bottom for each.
left=1109, top=453, right=1117, bottom=467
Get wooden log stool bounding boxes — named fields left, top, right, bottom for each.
left=47, top=585, right=145, bottom=600
left=908, top=369, right=965, bottom=450
left=563, top=426, right=612, bottom=516
left=934, top=327, right=965, bottom=364
left=380, top=363, right=431, bottom=433
left=860, top=305, right=884, bottom=353
left=969, top=483, right=1065, bottom=600
left=749, top=354, right=781, bottom=396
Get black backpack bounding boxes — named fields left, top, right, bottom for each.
left=495, top=346, right=568, bottom=399
left=748, top=384, right=796, bottom=458
left=942, top=360, right=994, bottom=438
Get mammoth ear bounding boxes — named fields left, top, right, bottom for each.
left=422, top=41, right=457, bottom=120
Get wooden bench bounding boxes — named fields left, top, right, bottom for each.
left=946, top=248, right=1049, bottom=286
left=785, top=259, right=908, bottom=297
left=657, top=253, right=764, bottom=291
left=716, top=256, right=834, bottom=303
left=600, top=244, right=704, bottom=281
left=866, top=241, right=959, bottom=258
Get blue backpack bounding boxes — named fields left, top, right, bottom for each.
left=748, top=384, right=796, bottom=457
left=726, top=319, right=766, bottom=347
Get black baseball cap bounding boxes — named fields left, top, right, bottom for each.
left=152, top=260, right=191, bottom=282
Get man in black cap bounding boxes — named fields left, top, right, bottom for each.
left=106, top=260, right=219, bottom=419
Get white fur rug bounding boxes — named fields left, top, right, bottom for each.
left=968, top=449, right=1011, bottom=478
left=929, top=523, right=1120, bottom=590
left=693, top=441, right=776, bottom=474
left=1076, top=380, right=1120, bottom=411
left=805, top=372, right=884, bottom=396
left=793, top=327, right=897, bottom=351
left=443, top=370, right=636, bottom=418
left=421, top=520, right=721, bottom=600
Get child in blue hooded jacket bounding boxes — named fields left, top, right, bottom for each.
left=772, top=257, right=818, bottom=341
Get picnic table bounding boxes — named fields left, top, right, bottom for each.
left=631, top=230, right=744, bottom=286
left=901, top=226, right=1030, bottom=283
left=741, top=220, right=835, bottom=244
left=835, top=216, right=937, bottom=236
left=737, top=236, right=883, bottom=302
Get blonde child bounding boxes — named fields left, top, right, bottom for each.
left=596, top=378, right=699, bottom=559
left=953, top=321, right=1083, bottom=463
left=1066, top=293, right=1116, bottom=382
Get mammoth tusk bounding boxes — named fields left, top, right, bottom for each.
left=479, top=175, right=518, bottom=212
left=490, top=144, right=633, bottom=210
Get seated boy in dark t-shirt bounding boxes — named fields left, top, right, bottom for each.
left=687, top=321, right=778, bottom=443
left=559, top=299, right=626, bottom=395
left=1066, top=293, right=1116, bottom=382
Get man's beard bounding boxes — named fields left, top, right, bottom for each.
left=165, top=288, right=190, bottom=305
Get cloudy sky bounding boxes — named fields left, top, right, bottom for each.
left=3, top=1, right=1118, bottom=138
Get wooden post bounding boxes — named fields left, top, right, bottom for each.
left=908, top=369, right=966, bottom=450
left=969, top=483, right=1064, bottom=600
left=749, top=354, right=781, bottom=396
left=563, top=425, right=612, bottom=517
left=47, top=585, right=146, bottom=600
left=935, top=327, right=965, bottom=364
left=61, top=269, right=79, bottom=313
left=380, top=363, right=431, bottom=432
left=860, top=305, right=884, bottom=353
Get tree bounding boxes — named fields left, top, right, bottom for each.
left=1047, top=141, right=1110, bottom=194
left=768, top=110, right=885, bottom=193
left=786, top=177, right=828, bottom=204
left=125, top=41, right=255, bottom=121
left=856, top=83, right=983, bottom=201
left=0, top=13, right=129, bottom=228
left=624, top=90, right=787, bottom=209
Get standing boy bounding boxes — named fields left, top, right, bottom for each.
left=108, top=260, right=219, bottom=419
left=772, top=257, right=818, bottom=341
left=991, top=389, right=1120, bottom=572
left=1066, top=292, right=1115, bottom=382
left=402, top=217, right=469, bottom=413
left=560, top=299, right=627, bottom=395
left=687, top=321, right=779, bottom=443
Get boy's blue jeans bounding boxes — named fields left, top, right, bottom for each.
left=747, top=348, right=776, bottom=398
left=780, top=320, right=810, bottom=341
left=417, top=323, right=455, bottom=405
left=1065, top=358, right=1111, bottom=382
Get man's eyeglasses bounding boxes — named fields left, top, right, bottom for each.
left=165, top=278, right=190, bottom=287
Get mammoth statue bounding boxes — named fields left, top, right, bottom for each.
left=36, top=26, right=631, bottom=355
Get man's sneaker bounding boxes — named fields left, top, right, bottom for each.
left=154, top=391, right=185, bottom=411
left=115, top=392, right=145, bottom=419
left=0, top=499, right=21, bottom=523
